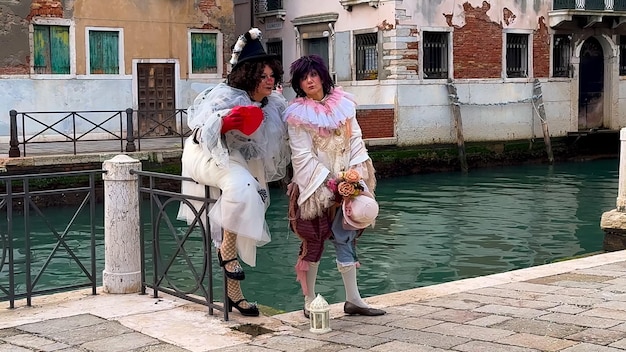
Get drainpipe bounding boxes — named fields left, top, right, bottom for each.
left=328, top=23, right=336, bottom=81
left=294, top=26, right=301, bottom=59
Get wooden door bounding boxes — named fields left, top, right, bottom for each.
left=137, top=63, right=176, bottom=136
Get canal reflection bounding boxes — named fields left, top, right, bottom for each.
left=250, top=158, right=618, bottom=312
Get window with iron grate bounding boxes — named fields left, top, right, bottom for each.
left=620, top=36, right=626, bottom=76
left=267, top=41, right=282, bottom=65
left=553, top=34, right=571, bottom=78
left=423, top=32, right=449, bottom=79
left=355, top=32, right=378, bottom=80
left=506, top=33, right=529, bottom=78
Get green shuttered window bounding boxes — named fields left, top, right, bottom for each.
left=34, top=25, right=70, bottom=74
left=191, top=32, right=218, bottom=74
left=89, top=31, right=120, bottom=74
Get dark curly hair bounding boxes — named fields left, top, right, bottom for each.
left=289, top=55, right=334, bottom=98
left=227, top=58, right=283, bottom=95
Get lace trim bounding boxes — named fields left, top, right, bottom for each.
left=284, top=88, right=356, bottom=136
left=299, top=185, right=334, bottom=220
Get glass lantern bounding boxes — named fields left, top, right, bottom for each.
left=309, top=294, right=331, bottom=334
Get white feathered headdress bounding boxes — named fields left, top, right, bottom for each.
left=230, top=28, right=272, bottom=69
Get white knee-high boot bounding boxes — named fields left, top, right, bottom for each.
left=304, top=261, right=320, bottom=310
left=338, top=263, right=370, bottom=308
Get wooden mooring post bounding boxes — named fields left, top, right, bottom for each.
left=446, top=79, right=468, bottom=173
left=532, top=79, right=554, bottom=164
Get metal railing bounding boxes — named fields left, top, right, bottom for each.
left=8, top=108, right=192, bottom=157
left=133, top=170, right=228, bottom=320
left=554, top=0, right=626, bottom=11
left=255, top=0, right=284, bottom=13
left=0, top=169, right=104, bottom=308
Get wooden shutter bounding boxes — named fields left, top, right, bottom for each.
left=89, top=31, right=119, bottom=74
left=50, top=26, right=70, bottom=74
left=33, top=25, right=51, bottom=74
left=191, top=33, right=217, bottom=73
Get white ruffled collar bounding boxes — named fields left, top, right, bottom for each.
left=284, top=87, right=356, bottom=136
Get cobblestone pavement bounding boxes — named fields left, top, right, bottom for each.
left=2, top=250, right=626, bottom=351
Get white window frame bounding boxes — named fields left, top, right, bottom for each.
left=188, top=29, right=223, bottom=79
left=30, top=17, right=76, bottom=78
left=420, top=27, right=454, bottom=81
left=352, top=27, right=380, bottom=81
left=503, top=29, right=533, bottom=81
left=85, top=27, right=125, bottom=77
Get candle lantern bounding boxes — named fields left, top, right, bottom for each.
left=309, top=294, right=331, bottom=334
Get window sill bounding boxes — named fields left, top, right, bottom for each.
left=340, top=0, right=379, bottom=11
left=30, top=74, right=77, bottom=80
left=188, top=73, right=224, bottom=80
left=79, top=74, right=130, bottom=80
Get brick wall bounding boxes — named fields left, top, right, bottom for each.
left=448, top=2, right=503, bottom=79
left=0, top=65, right=29, bottom=75
left=28, top=0, right=64, bottom=19
left=357, top=108, right=395, bottom=139
left=533, top=16, right=550, bottom=78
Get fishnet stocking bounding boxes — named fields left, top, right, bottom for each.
left=220, top=230, right=240, bottom=273
left=220, top=230, right=251, bottom=309
left=226, top=278, right=252, bottom=308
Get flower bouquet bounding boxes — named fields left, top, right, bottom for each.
left=326, top=169, right=364, bottom=199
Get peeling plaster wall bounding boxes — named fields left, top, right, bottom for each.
left=0, top=1, right=32, bottom=75
left=0, top=0, right=233, bottom=141
left=73, top=0, right=234, bottom=76
left=405, top=0, right=550, bottom=29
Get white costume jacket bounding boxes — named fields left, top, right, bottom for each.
left=284, top=87, right=376, bottom=220
left=177, top=83, right=290, bottom=266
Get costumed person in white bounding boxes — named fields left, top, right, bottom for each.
left=284, top=55, right=386, bottom=317
left=177, top=28, right=289, bottom=317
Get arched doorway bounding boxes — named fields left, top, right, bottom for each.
left=578, top=37, right=604, bottom=130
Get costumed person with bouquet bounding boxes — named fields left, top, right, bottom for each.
left=284, top=55, right=386, bottom=317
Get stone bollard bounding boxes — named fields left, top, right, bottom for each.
left=600, top=127, right=626, bottom=251
left=102, top=155, right=142, bottom=293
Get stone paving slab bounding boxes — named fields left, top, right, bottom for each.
left=2, top=250, right=626, bottom=351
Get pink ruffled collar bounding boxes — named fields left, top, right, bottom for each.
left=284, top=87, right=356, bottom=136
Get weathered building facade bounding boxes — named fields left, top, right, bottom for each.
left=0, top=0, right=235, bottom=141
left=246, top=0, right=626, bottom=147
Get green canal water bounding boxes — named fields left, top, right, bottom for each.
left=4, top=158, right=619, bottom=313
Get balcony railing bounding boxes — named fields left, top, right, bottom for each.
left=554, top=0, right=626, bottom=11
left=255, top=0, right=283, bottom=14
left=254, top=0, right=286, bottom=21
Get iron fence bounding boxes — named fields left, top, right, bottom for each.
left=0, top=169, right=104, bottom=308
left=8, top=108, right=191, bottom=157
left=132, top=170, right=228, bottom=320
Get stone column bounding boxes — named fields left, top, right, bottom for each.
left=600, top=128, right=626, bottom=251
left=102, top=155, right=142, bottom=293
